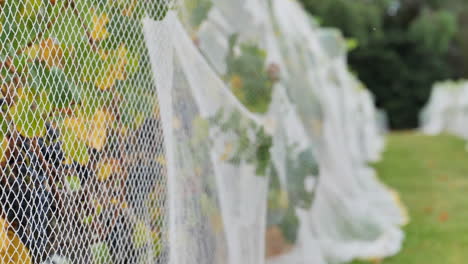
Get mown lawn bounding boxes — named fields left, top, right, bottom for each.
left=352, top=132, right=468, bottom=264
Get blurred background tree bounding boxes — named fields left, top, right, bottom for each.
left=300, top=0, right=468, bottom=129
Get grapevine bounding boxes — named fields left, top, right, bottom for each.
left=0, top=0, right=168, bottom=262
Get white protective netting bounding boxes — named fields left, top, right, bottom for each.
left=143, top=0, right=407, bottom=263
left=0, top=0, right=406, bottom=263
left=420, top=80, right=468, bottom=139
left=0, top=0, right=169, bottom=263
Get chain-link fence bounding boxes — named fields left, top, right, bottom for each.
left=1, top=0, right=170, bottom=263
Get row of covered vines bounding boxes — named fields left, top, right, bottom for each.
left=0, top=0, right=406, bottom=263
left=146, top=0, right=407, bottom=263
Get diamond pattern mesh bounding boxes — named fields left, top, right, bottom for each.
left=0, top=0, right=170, bottom=263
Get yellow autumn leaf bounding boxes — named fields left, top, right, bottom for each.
left=0, top=136, right=9, bottom=164
left=88, top=109, right=109, bottom=151
left=108, top=197, right=127, bottom=209
left=115, top=45, right=128, bottom=81
left=156, top=155, right=166, bottom=166
left=230, top=75, right=243, bottom=90
left=0, top=217, right=32, bottom=264
left=32, top=38, right=64, bottom=68
left=173, top=116, right=181, bottom=130
left=133, top=221, right=151, bottom=249
left=94, top=71, right=115, bottom=91
left=24, top=44, right=40, bottom=60
left=220, top=143, right=233, bottom=161
left=153, top=101, right=160, bottom=119
left=230, top=75, right=246, bottom=103
left=210, top=213, right=224, bottom=234
left=62, top=117, right=90, bottom=165
left=111, top=197, right=119, bottom=205
left=63, top=156, right=73, bottom=165
left=95, top=45, right=128, bottom=90
left=62, top=109, right=110, bottom=155
left=63, top=116, right=88, bottom=142
left=0, top=218, right=7, bottom=252
left=94, top=200, right=103, bottom=215
left=90, top=10, right=109, bottom=41
left=97, top=160, right=113, bottom=182
left=278, top=190, right=289, bottom=209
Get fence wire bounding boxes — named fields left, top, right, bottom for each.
left=0, top=0, right=170, bottom=263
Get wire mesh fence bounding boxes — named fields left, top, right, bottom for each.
left=0, top=0, right=170, bottom=263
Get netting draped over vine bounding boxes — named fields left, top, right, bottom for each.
left=421, top=81, right=468, bottom=139
left=0, top=0, right=405, bottom=263
left=144, top=0, right=406, bottom=263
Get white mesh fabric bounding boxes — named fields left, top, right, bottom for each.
left=268, top=0, right=406, bottom=262
left=143, top=0, right=406, bottom=263
left=146, top=13, right=271, bottom=264
left=0, top=0, right=170, bottom=263
left=356, top=89, right=386, bottom=163
left=421, top=81, right=468, bottom=139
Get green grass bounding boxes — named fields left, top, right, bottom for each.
left=351, top=132, right=468, bottom=264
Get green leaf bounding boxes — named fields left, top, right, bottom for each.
left=346, top=38, right=359, bottom=51
left=225, top=38, right=273, bottom=113
left=191, top=116, right=210, bottom=146
left=5, top=0, right=48, bottom=52
left=91, top=242, right=112, bottom=264
left=286, top=147, right=318, bottom=209
left=133, top=221, right=151, bottom=249
left=11, top=54, right=28, bottom=75
left=278, top=207, right=299, bottom=244
left=184, top=0, right=212, bottom=27
left=83, top=215, right=93, bottom=225
left=99, top=13, right=140, bottom=51
left=90, top=0, right=108, bottom=9
left=80, top=89, right=111, bottom=118
left=77, top=42, right=102, bottom=83
left=147, top=0, right=169, bottom=21
left=0, top=112, right=8, bottom=140
left=66, top=175, right=81, bottom=192
left=255, top=128, right=273, bottom=176
left=49, top=68, right=81, bottom=109
left=126, top=51, right=140, bottom=75
left=151, top=232, right=163, bottom=259
left=10, top=93, right=50, bottom=138
left=20, top=0, right=42, bottom=17
left=48, top=5, right=87, bottom=46
left=119, top=82, right=154, bottom=129
left=30, top=63, right=81, bottom=109
left=0, top=136, right=9, bottom=163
